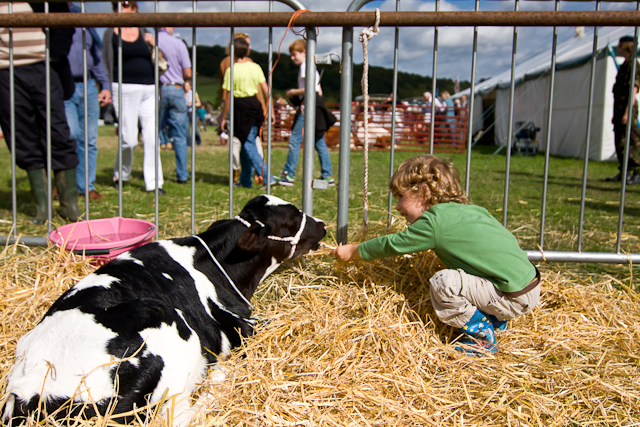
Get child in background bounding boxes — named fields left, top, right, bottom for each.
left=331, top=155, right=541, bottom=357
left=277, top=39, right=335, bottom=186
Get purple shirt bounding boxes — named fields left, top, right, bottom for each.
left=157, top=29, right=191, bottom=85
left=67, top=14, right=110, bottom=91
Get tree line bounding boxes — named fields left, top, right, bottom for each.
left=194, top=45, right=470, bottom=105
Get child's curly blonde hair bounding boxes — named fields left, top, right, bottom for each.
left=390, top=155, right=469, bottom=206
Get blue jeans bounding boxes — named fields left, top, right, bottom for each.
left=186, top=112, right=201, bottom=146
left=239, top=125, right=274, bottom=188
left=64, top=79, right=99, bottom=193
left=159, top=85, right=189, bottom=181
left=283, top=113, right=333, bottom=179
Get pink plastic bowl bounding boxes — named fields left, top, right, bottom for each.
left=48, top=217, right=156, bottom=264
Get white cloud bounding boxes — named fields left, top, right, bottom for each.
left=83, top=0, right=637, bottom=83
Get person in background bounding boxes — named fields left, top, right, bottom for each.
left=0, top=1, right=81, bottom=224
left=218, top=32, right=264, bottom=185
left=65, top=3, right=112, bottom=201
left=220, top=37, right=277, bottom=189
left=332, top=155, right=541, bottom=358
left=158, top=26, right=192, bottom=184
left=277, top=39, right=335, bottom=187
left=608, top=35, right=640, bottom=185
left=184, top=79, right=201, bottom=147
left=102, top=0, right=164, bottom=194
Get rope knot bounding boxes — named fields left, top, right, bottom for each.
left=358, top=9, right=380, bottom=43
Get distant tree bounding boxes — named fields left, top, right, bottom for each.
left=193, top=44, right=470, bottom=105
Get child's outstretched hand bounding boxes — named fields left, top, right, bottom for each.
left=331, top=244, right=360, bottom=262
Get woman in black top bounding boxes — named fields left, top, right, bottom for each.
left=102, top=0, right=164, bottom=194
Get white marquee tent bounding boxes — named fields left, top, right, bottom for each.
left=464, top=27, right=637, bottom=161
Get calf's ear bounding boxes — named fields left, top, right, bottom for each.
left=237, top=223, right=271, bottom=252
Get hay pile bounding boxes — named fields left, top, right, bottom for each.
left=1, top=236, right=639, bottom=426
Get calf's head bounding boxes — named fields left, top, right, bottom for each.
left=231, top=195, right=326, bottom=261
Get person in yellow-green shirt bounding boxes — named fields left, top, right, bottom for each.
left=220, top=37, right=277, bottom=189
left=332, top=155, right=541, bottom=357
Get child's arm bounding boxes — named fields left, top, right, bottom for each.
left=331, top=244, right=361, bottom=262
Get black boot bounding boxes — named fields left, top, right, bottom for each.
left=55, top=168, right=81, bottom=222
left=26, top=168, right=49, bottom=225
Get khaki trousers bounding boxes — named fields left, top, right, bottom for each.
left=429, top=269, right=540, bottom=329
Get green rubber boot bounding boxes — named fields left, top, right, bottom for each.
left=26, top=168, right=49, bottom=225
left=54, top=169, right=81, bottom=222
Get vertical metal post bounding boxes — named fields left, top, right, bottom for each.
left=190, top=0, right=197, bottom=234
left=539, top=0, right=560, bottom=250
left=578, top=1, right=601, bottom=252
left=301, top=30, right=318, bottom=215
left=116, top=3, right=123, bottom=216
left=228, top=2, right=235, bottom=219
left=464, top=0, right=480, bottom=195
left=45, top=1, right=52, bottom=233
left=153, top=1, right=160, bottom=229
left=428, top=0, right=440, bottom=155
left=8, top=3, right=17, bottom=236
left=502, top=0, right=519, bottom=227
left=81, top=2, right=90, bottom=219
left=387, top=0, right=400, bottom=228
left=616, top=3, right=640, bottom=253
left=337, top=26, right=353, bottom=244
left=266, top=0, right=274, bottom=195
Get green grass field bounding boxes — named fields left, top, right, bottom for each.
left=1, top=123, right=639, bottom=285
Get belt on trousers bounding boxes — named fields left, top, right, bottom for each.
left=73, top=73, right=94, bottom=82
left=502, top=266, right=541, bottom=298
left=162, top=82, right=182, bottom=88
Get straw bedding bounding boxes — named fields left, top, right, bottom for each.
left=1, top=234, right=639, bottom=426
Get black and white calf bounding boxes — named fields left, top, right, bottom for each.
left=2, top=195, right=326, bottom=426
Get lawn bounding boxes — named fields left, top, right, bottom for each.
left=1, top=124, right=639, bottom=285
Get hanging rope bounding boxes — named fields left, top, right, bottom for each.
left=358, top=8, right=380, bottom=227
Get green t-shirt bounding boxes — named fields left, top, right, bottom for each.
left=358, top=202, right=535, bottom=293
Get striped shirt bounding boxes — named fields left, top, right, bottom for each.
left=0, top=2, right=45, bottom=69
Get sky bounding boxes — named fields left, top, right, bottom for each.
left=84, top=0, right=638, bottom=84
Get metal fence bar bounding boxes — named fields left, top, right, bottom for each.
left=45, top=2, right=53, bottom=233
left=578, top=1, right=601, bottom=252
left=4, top=11, right=640, bottom=28
left=190, top=0, right=197, bottom=234
left=301, top=30, right=317, bottom=215
left=386, top=0, right=400, bottom=228
left=81, top=3, right=90, bottom=219
left=464, top=0, right=480, bottom=195
left=8, top=3, right=17, bottom=238
left=502, top=0, right=519, bottom=227
left=228, top=14, right=235, bottom=219
left=616, top=2, right=640, bottom=253
left=337, top=24, right=354, bottom=244
left=539, top=0, right=560, bottom=251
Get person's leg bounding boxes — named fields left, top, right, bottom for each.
left=282, top=113, right=303, bottom=178
left=238, top=143, right=253, bottom=188
left=112, top=83, right=140, bottom=183
left=429, top=269, right=501, bottom=357
left=165, top=86, right=189, bottom=182
left=242, top=125, right=267, bottom=184
left=139, top=84, right=163, bottom=191
left=85, top=79, right=100, bottom=193
left=64, top=84, right=83, bottom=191
left=314, top=134, right=333, bottom=179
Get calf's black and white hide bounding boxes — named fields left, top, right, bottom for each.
left=2, top=195, right=326, bottom=426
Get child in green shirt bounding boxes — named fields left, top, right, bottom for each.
left=332, top=155, right=540, bottom=357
